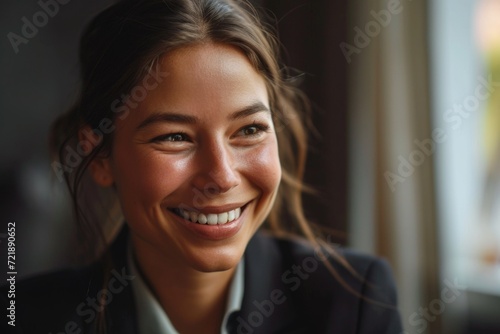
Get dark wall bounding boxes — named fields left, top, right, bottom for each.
left=256, top=0, right=349, bottom=241
left=0, top=0, right=117, bottom=281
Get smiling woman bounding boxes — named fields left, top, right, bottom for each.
left=1, top=1, right=402, bottom=333
left=101, top=43, right=281, bottom=277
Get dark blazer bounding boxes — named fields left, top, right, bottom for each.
left=1, top=227, right=403, bottom=334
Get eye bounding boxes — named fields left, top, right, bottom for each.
left=152, top=132, right=189, bottom=142
left=237, top=123, right=270, bottom=137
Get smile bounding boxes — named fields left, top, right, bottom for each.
left=172, top=207, right=243, bottom=225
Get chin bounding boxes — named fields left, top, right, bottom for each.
left=186, top=246, right=244, bottom=273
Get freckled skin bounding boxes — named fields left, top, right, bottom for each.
left=92, top=43, right=282, bottom=273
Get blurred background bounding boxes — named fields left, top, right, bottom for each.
left=1, top=0, right=499, bottom=333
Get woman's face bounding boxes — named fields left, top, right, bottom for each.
left=94, top=43, right=281, bottom=272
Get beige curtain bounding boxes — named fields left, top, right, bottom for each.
left=347, top=1, right=440, bottom=333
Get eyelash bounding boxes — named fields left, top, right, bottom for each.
left=151, top=123, right=270, bottom=143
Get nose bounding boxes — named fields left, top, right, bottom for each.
left=192, top=139, right=240, bottom=194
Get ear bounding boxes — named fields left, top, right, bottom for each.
left=78, top=126, right=115, bottom=187
left=89, top=156, right=114, bottom=187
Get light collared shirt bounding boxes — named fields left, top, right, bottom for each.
left=127, top=242, right=244, bottom=334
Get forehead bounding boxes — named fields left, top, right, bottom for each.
left=121, top=43, right=270, bottom=125
left=164, top=43, right=261, bottom=85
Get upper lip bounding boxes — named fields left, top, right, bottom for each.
left=169, top=202, right=249, bottom=214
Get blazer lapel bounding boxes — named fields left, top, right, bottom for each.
left=233, top=232, right=308, bottom=334
left=102, top=228, right=308, bottom=334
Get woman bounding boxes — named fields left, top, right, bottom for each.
left=2, top=0, right=403, bottom=333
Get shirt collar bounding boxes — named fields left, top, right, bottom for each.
left=127, top=240, right=245, bottom=334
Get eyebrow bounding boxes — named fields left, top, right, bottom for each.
left=136, top=102, right=270, bottom=130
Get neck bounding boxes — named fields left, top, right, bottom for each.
left=132, top=236, right=236, bottom=334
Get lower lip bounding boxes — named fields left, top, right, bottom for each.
left=169, top=206, right=247, bottom=241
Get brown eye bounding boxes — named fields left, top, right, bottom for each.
left=152, top=132, right=189, bottom=142
left=243, top=126, right=259, bottom=135
left=237, top=123, right=270, bottom=137
left=168, top=134, right=186, bottom=142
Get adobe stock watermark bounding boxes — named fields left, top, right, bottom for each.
left=48, top=267, right=135, bottom=334
left=400, top=278, right=466, bottom=334
left=385, top=74, right=500, bottom=192
left=236, top=236, right=340, bottom=334
left=340, top=0, right=413, bottom=64
left=51, top=69, right=169, bottom=183
left=7, top=0, right=72, bottom=54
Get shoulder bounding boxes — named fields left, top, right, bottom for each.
left=251, top=231, right=396, bottom=291
left=0, top=265, right=101, bottom=334
left=0, top=227, right=138, bottom=334
left=1, top=227, right=140, bottom=334
left=246, top=232, right=403, bottom=333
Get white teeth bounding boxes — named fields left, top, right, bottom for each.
left=198, top=214, right=208, bottom=224
left=218, top=212, right=228, bottom=224
left=176, top=207, right=243, bottom=225
left=207, top=214, right=218, bottom=225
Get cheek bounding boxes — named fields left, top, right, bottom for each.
left=241, top=140, right=281, bottom=195
left=111, top=147, right=191, bottom=203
